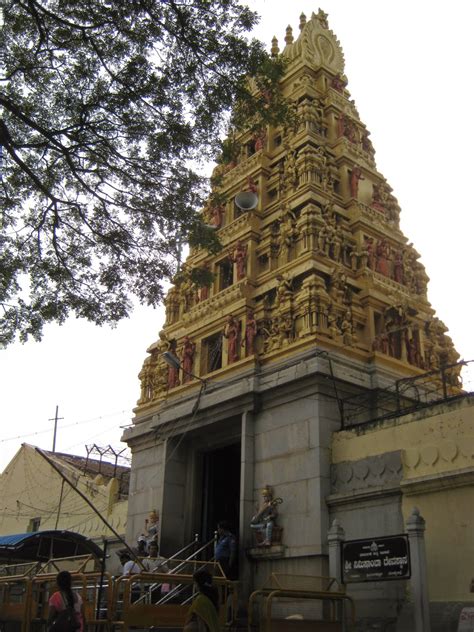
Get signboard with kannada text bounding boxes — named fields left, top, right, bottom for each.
left=342, top=534, right=410, bottom=583
left=457, top=607, right=474, bottom=632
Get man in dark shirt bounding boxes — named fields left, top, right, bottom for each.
left=215, top=521, right=237, bottom=579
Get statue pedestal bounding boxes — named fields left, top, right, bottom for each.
left=247, top=544, right=285, bottom=559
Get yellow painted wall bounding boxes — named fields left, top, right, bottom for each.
left=402, top=486, right=474, bottom=601
left=0, top=444, right=128, bottom=541
left=331, top=397, right=474, bottom=601
left=333, top=399, right=474, bottom=476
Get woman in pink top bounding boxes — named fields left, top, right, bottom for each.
left=48, top=570, right=85, bottom=631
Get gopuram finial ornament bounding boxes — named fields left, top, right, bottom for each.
left=271, top=36, right=279, bottom=58
left=316, top=9, right=328, bottom=28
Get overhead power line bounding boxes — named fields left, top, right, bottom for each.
left=0, top=409, right=131, bottom=444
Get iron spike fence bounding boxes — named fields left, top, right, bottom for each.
left=341, top=360, right=473, bottom=429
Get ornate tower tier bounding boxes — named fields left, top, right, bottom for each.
left=135, top=9, right=459, bottom=414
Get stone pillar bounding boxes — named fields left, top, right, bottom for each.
left=239, top=409, right=255, bottom=601
left=328, top=519, right=345, bottom=625
left=247, top=237, right=258, bottom=281
left=406, top=507, right=431, bottom=632
left=328, top=518, right=345, bottom=585
left=161, top=437, right=188, bottom=556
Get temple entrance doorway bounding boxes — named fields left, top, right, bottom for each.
left=200, top=442, right=241, bottom=542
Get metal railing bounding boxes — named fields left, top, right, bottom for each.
left=248, top=574, right=355, bottom=632
left=131, top=532, right=218, bottom=606
left=341, top=360, right=473, bottom=428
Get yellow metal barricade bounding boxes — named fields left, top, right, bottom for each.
left=0, top=555, right=237, bottom=630
left=248, top=574, right=355, bottom=632
left=111, top=559, right=237, bottom=631
left=0, top=576, right=32, bottom=632
left=28, top=569, right=113, bottom=629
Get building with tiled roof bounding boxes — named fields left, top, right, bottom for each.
left=0, top=443, right=129, bottom=572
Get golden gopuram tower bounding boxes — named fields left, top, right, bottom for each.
left=123, top=10, right=471, bottom=629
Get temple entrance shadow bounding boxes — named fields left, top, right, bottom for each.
left=201, top=442, right=241, bottom=543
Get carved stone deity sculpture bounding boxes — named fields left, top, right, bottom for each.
left=243, top=310, right=258, bottom=356
left=275, top=273, right=293, bottom=307
left=138, top=356, right=154, bottom=404
left=298, top=97, right=321, bottom=131
left=331, top=73, right=347, bottom=93
left=199, top=283, right=209, bottom=302
left=247, top=175, right=258, bottom=194
left=323, top=216, right=336, bottom=257
left=280, top=147, right=298, bottom=192
left=364, top=236, right=375, bottom=270
left=393, top=250, right=404, bottom=284
left=167, top=339, right=180, bottom=389
left=337, top=112, right=347, bottom=138
left=329, top=266, right=347, bottom=303
left=262, top=319, right=280, bottom=353
left=375, top=238, right=391, bottom=276
left=229, top=240, right=248, bottom=280
left=372, top=332, right=390, bottom=355
left=179, top=275, right=195, bottom=312
left=144, top=510, right=160, bottom=546
left=344, top=119, right=358, bottom=144
left=250, top=485, right=283, bottom=547
left=340, top=310, right=356, bottom=346
left=317, top=222, right=328, bottom=254
left=224, top=315, right=240, bottom=364
left=361, top=132, right=374, bottom=156
left=210, top=204, right=225, bottom=228
left=327, top=308, right=339, bottom=339
left=254, top=129, right=266, bottom=151
left=279, top=215, right=299, bottom=257
left=164, top=286, right=180, bottom=324
left=338, top=113, right=357, bottom=143
left=152, top=362, right=168, bottom=400
left=181, top=336, right=196, bottom=383
left=279, top=314, right=294, bottom=346
left=349, top=166, right=364, bottom=198
left=372, top=182, right=389, bottom=212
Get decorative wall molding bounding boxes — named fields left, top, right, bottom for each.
left=330, top=450, right=402, bottom=494
left=401, top=466, right=474, bottom=496
left=403, top=438, right=474, bottom=476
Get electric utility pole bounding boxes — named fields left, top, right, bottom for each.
left=49, top=405, right=64, bottom=452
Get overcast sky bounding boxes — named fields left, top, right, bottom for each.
left=1, top=0, right=473, bottom=473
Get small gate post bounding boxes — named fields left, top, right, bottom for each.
left=406, top=507, right=431, bottom=632
left=328, top=519, right=345, bottom=585
left=328, top=519, right=346, bottom=629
